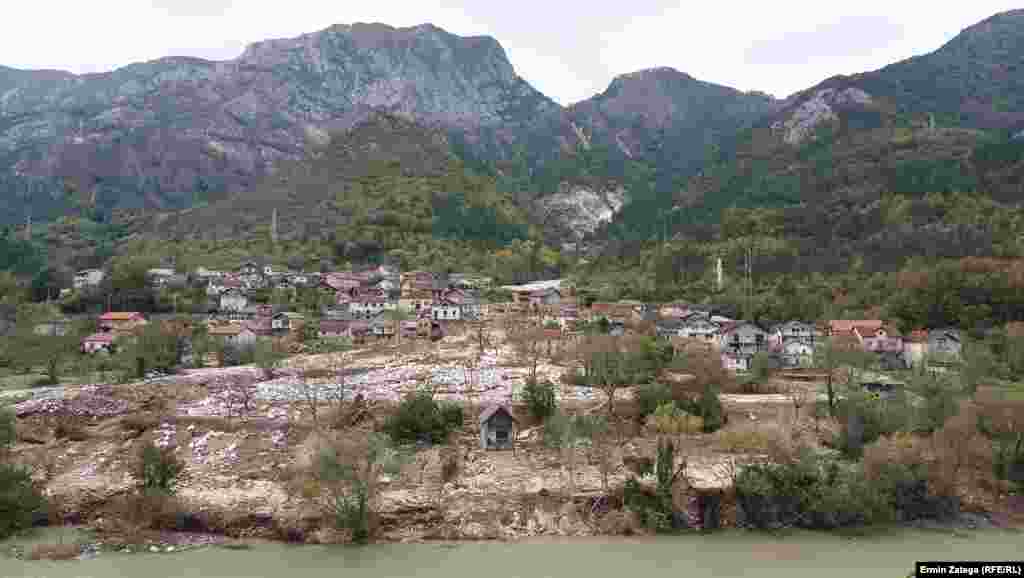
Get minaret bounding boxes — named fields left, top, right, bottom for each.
left=715, top=257, right=723, bottom=292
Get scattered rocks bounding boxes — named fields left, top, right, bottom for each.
left=14, top=392, right=129, bottom=418
left=155, top=423, right=177, bottom=449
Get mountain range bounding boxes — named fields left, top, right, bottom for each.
left=2, top=10, right=1024, bottom=244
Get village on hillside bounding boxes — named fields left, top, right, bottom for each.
left=58, top=261, right=967, bottom=380
left=3, top=255, right=1018, bottom=554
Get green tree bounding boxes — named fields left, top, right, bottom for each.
left=0, top=409, right=15, bottom=451
left=814, top=338, right=872, bottom=416
left=124, top=322, right=182, bottom=378
left=522, top=379, right=557, bottom=422
left=317, top=432, right=405, bottom=544
left=0, top=463, right=46, bottom=539
left=542, top=411, right=605, bottom=496
left=136, top=442, right=184, bottom=494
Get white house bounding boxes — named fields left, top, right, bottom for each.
left=73, top=269, right=105, bottom=290
left=677, top=315, right=723, bottom=343
left=721, top=352, right=751, bottom=372
left=349, top=297, right=394, bottom=318
left=271, top=312, right=305, bottom=332
left=219, top=289, right=248, bottom=312
left=432, top=303, right=461, bottom=321
left=146, top=268, right=177, bottom=287
left=775, top=340, right=815, bottom=368
left=718, top=322, right=768, bottom=356
left=208, top=323, right=257, bottom=347
left=81, top=332, right=115, bottom=354
left=769, top=321, right=817, bottom=346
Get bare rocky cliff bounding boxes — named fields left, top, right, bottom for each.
left=0, top=23, right=560, bottom=223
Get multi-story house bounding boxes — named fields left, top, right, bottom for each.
left=349, top=296, right=394, bottom=318
left=768, top=321, right=818, bottom=346
left=219, top=288, right=248, bottom=312
left=928, top=329, right=962, bottom=362
left=73, top=269, right=105, bottom=290
left=676, top=313, right=723, bottom=344
left=271, top=312, right=305, bottom=334
left=855, top=324, right=907, bottom=370
left=431, top=301, right=462, bottom=321
left=98, top=312, right=147, bottom=336
left=717, top=322, right=768, bottom=356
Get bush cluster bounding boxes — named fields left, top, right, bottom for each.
left=522, top=379, right=557, bottom=421
left=635, top=382, right=726, bottom=433
left=734, top=451, right=957, bottom=530
left=137, top=442, right=185, bottom=494
left=0, top=463, right=47, bottom=539
left=383, top=391, right=464, bottom=445
left=0, top=409, right=48, bottom=540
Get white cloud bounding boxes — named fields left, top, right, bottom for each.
left=2, top=1, right=1021, bottom=103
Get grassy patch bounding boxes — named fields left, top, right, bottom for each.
left=28, top=542, right=80, bottom=561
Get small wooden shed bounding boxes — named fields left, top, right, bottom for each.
left=479, top=405, right=518, bottom=450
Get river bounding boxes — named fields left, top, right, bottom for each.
left=3, top=528, right=1022, bottom=578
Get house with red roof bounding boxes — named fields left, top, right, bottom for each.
left=98, top=312, right=147, bottom=336
left=81, top=332, right=115, bottom=354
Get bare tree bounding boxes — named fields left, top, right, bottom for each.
left=786, top=384, right=812, bottom=428
left=508, top=325, right=548, bottom=385
left=290, top=365, right=321, bottom=430
left=570, top=334, right=648, bottom=418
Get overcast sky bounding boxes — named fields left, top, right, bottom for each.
left=3, top=1, right=1020, bottom=104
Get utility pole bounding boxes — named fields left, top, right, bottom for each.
left=271, top=207, right=278, bottom=244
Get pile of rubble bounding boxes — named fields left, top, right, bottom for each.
left=14, top=391, right=129, bottom=418
left=154, top=423, right=177, bottom=449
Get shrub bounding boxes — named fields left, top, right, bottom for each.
left=678, top=386, right=727, bottom=433
left=383, top=391, right=462, bottom=445
left=0, top=408, right=14, bottom=449
left=439, top=402, right=464, bottom=433
left=0, top=463, right=47, bottom=539
left=136, top=442, right=184, bottom=494
left=622, top=438, right=685, bottom=533
left=648, top=402, right=703, bottom=436
left=737, top=447, right=957, bottom=530
left=522, top=379, right=557, bottom=421
left=834, top=392, right=912, bottom=458
left=635, top=382, right=673, bottom=419
left=716, top=428, right=772, bottom=453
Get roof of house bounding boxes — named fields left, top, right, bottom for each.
left=82, top=332, right=115, bottom=343
left=319, top=319, right=350, bottom=333
left=273, top=312, right=305, bottom=319
left=479, top=404, right=517, bottom=425
left=905, top=329, right=929, bottom=343
left=245, top=318, right=273, bottom=335
left=499, top=279, right=563, bottom=293
left=929, top=328, right=962, bottom=341
left=829, top=320, right=884, bottom=335
left=99, top=312, right=144, bottom=321
left=208, top=323, right=244, bottom=336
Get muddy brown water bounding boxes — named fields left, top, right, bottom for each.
left=3, top=528, right=1022, bottom=578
